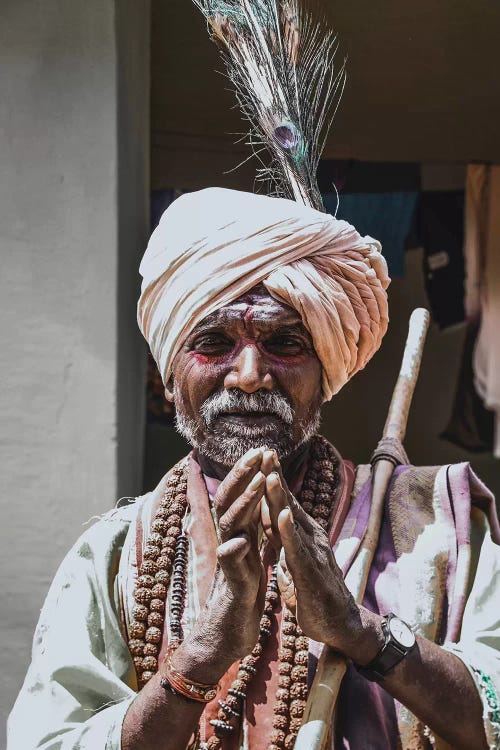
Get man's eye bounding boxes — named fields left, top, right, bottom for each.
left=192, top=335, right=233, bottom=352
left=265, top=336, right=304, bottom=355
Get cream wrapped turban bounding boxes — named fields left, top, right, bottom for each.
left=138, top=188, right=390, bottom=401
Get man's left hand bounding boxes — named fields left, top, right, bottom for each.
left=264, top=460, right=382, bottom=664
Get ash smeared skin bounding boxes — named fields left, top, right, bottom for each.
left=168, top=286, right=323, bottom=478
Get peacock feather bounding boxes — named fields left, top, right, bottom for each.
left=192, top=0, right=346, bottom=212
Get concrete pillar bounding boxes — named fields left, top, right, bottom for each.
left=0, top=0, right=150, bottom=733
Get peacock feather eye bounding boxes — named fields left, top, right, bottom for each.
left=273, top=123, right=299, bottom=150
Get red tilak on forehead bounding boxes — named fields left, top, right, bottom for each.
left=222, top=297, right=290, bottom=326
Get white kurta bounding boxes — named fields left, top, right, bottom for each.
left=7, top=483, right=500, bottom=749
left=8, top=502, right=138, bottom=749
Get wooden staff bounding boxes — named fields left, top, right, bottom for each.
left=294, top=307, right=431, bottom=750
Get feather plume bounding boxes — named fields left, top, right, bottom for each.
left=192, top=0, right=346, bottom=212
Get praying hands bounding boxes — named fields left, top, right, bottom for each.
left=261, top=450, right=382, bottom=666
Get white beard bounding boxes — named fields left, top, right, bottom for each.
left=174, top=385, right=321, bottom=466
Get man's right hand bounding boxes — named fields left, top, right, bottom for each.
left=170, top=447, right=267, bottom=683
left=124, top=448, right=269, bottom=750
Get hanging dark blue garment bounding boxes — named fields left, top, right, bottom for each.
left=323, top=191, right=418, bottom=277
left=415, top=191, right=465, bottom=329
left=151, top=189, right=176, bottom=231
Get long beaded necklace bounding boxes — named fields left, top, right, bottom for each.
left=129, top=459, right=189, bottom=683
left=127, top=436, right=339, bottom=749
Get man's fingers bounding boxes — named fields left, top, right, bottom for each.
left=261, top=496, right=272, bottom=537
left=213, top=447, right=263, bottom=519
left=217, top=535, right=251, bottom=565
left=265, top=472, right=288, bottom=534
left=260, top=449, right=277, bottom=476
left=278, top=507, right=298, bottom=548
left=269, top=454, right=303, bottom=512
left=278, top=508, right=311, bottom=587
left=217, top=532, right=264, bottom=590
left=216, top=535, right=254, bottom=588
left=218, top=471, right=265, bottom=542
left=261, top=494, right=282, bottom=551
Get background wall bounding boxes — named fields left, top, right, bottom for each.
left=0, top=0, right=150, bottom=737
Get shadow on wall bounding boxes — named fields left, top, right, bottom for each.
left=142, top=248, right=500, bottom=506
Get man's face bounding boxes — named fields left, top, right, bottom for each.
left=170, top=285, right=323, bottom=467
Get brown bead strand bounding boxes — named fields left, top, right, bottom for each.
left=128, top=459, right=189, bottom=687
left=300, top=435, right=339, bottom=530
left=275, top=612, right=309, bottom=750
left=204, top=563, right=280, bottom=750
left=266, top=436, right=340, bottom=749
left=267, top=605, right=296, bottom=750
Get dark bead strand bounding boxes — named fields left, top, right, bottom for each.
left=208, top=563, right=279, bottom=749
left=169, top=533, right=189, bottom=646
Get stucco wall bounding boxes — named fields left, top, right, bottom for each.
left=0, top=0, right=149, bottom=737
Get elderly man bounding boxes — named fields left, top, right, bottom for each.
left=8, top=188, right=500, bottom=750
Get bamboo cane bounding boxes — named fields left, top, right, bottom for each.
left=294, top=307, right=431, bottom=750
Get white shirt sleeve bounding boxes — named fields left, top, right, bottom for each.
left=7, top=509, right=138, bottom=750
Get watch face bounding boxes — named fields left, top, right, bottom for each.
left=388, top=617, right=415, bottom=648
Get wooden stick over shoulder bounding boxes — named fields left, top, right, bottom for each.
left=294, top=308, right=431, bottom=750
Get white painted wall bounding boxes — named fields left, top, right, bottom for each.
left=0, top=0, right=149, bottom=737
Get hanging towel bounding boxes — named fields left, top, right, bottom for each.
left=464, top=165, right=500, bottom=458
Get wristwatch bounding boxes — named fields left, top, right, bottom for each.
left=357, top=613, right=416, bottom=682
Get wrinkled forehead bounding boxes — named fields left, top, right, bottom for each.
left=194, top=284, right=305, bottom=331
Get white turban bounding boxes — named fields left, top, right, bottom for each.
left=138, top=188, right=390, bottom=400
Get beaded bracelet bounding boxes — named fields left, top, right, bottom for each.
left=160, top=649, right=219, bottom=704
left=160, top=670, right=219, bottom=703
left=160, top=675, right=218, bottom=704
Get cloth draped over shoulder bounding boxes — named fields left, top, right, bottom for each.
left=8, top=451, right=500, bottom=750
left=137, top=188, right=390, bottom=400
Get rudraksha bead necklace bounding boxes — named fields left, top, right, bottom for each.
left=128, top=459, right=189, bottom=686
left=126, top=436, right=339, bottom=748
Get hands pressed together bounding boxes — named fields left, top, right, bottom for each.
left=191, top=446, right=382, bottom=676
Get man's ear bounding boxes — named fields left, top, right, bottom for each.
left=164, top=377, right=174, bottom=403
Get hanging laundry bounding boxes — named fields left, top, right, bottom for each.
left=460, top=165, right=500, bottom=457
left=463, top=166, right=489, bottom=319
left=441, top=318, right=495, bottom=452
left=323, top=191, right=417, bottom=277
left=465, top=165, right=500, bottom=458
left=319, top=160, right=420, bottom=277
left=415, top=191, right=465, bottom=329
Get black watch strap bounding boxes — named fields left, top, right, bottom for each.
left=356, top=614, right=415, bottom=683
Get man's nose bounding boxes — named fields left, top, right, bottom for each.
left=223, top=344, right=274, bottom=393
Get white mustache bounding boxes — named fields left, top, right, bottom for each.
left=200, top=390, right=294, bottom=427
